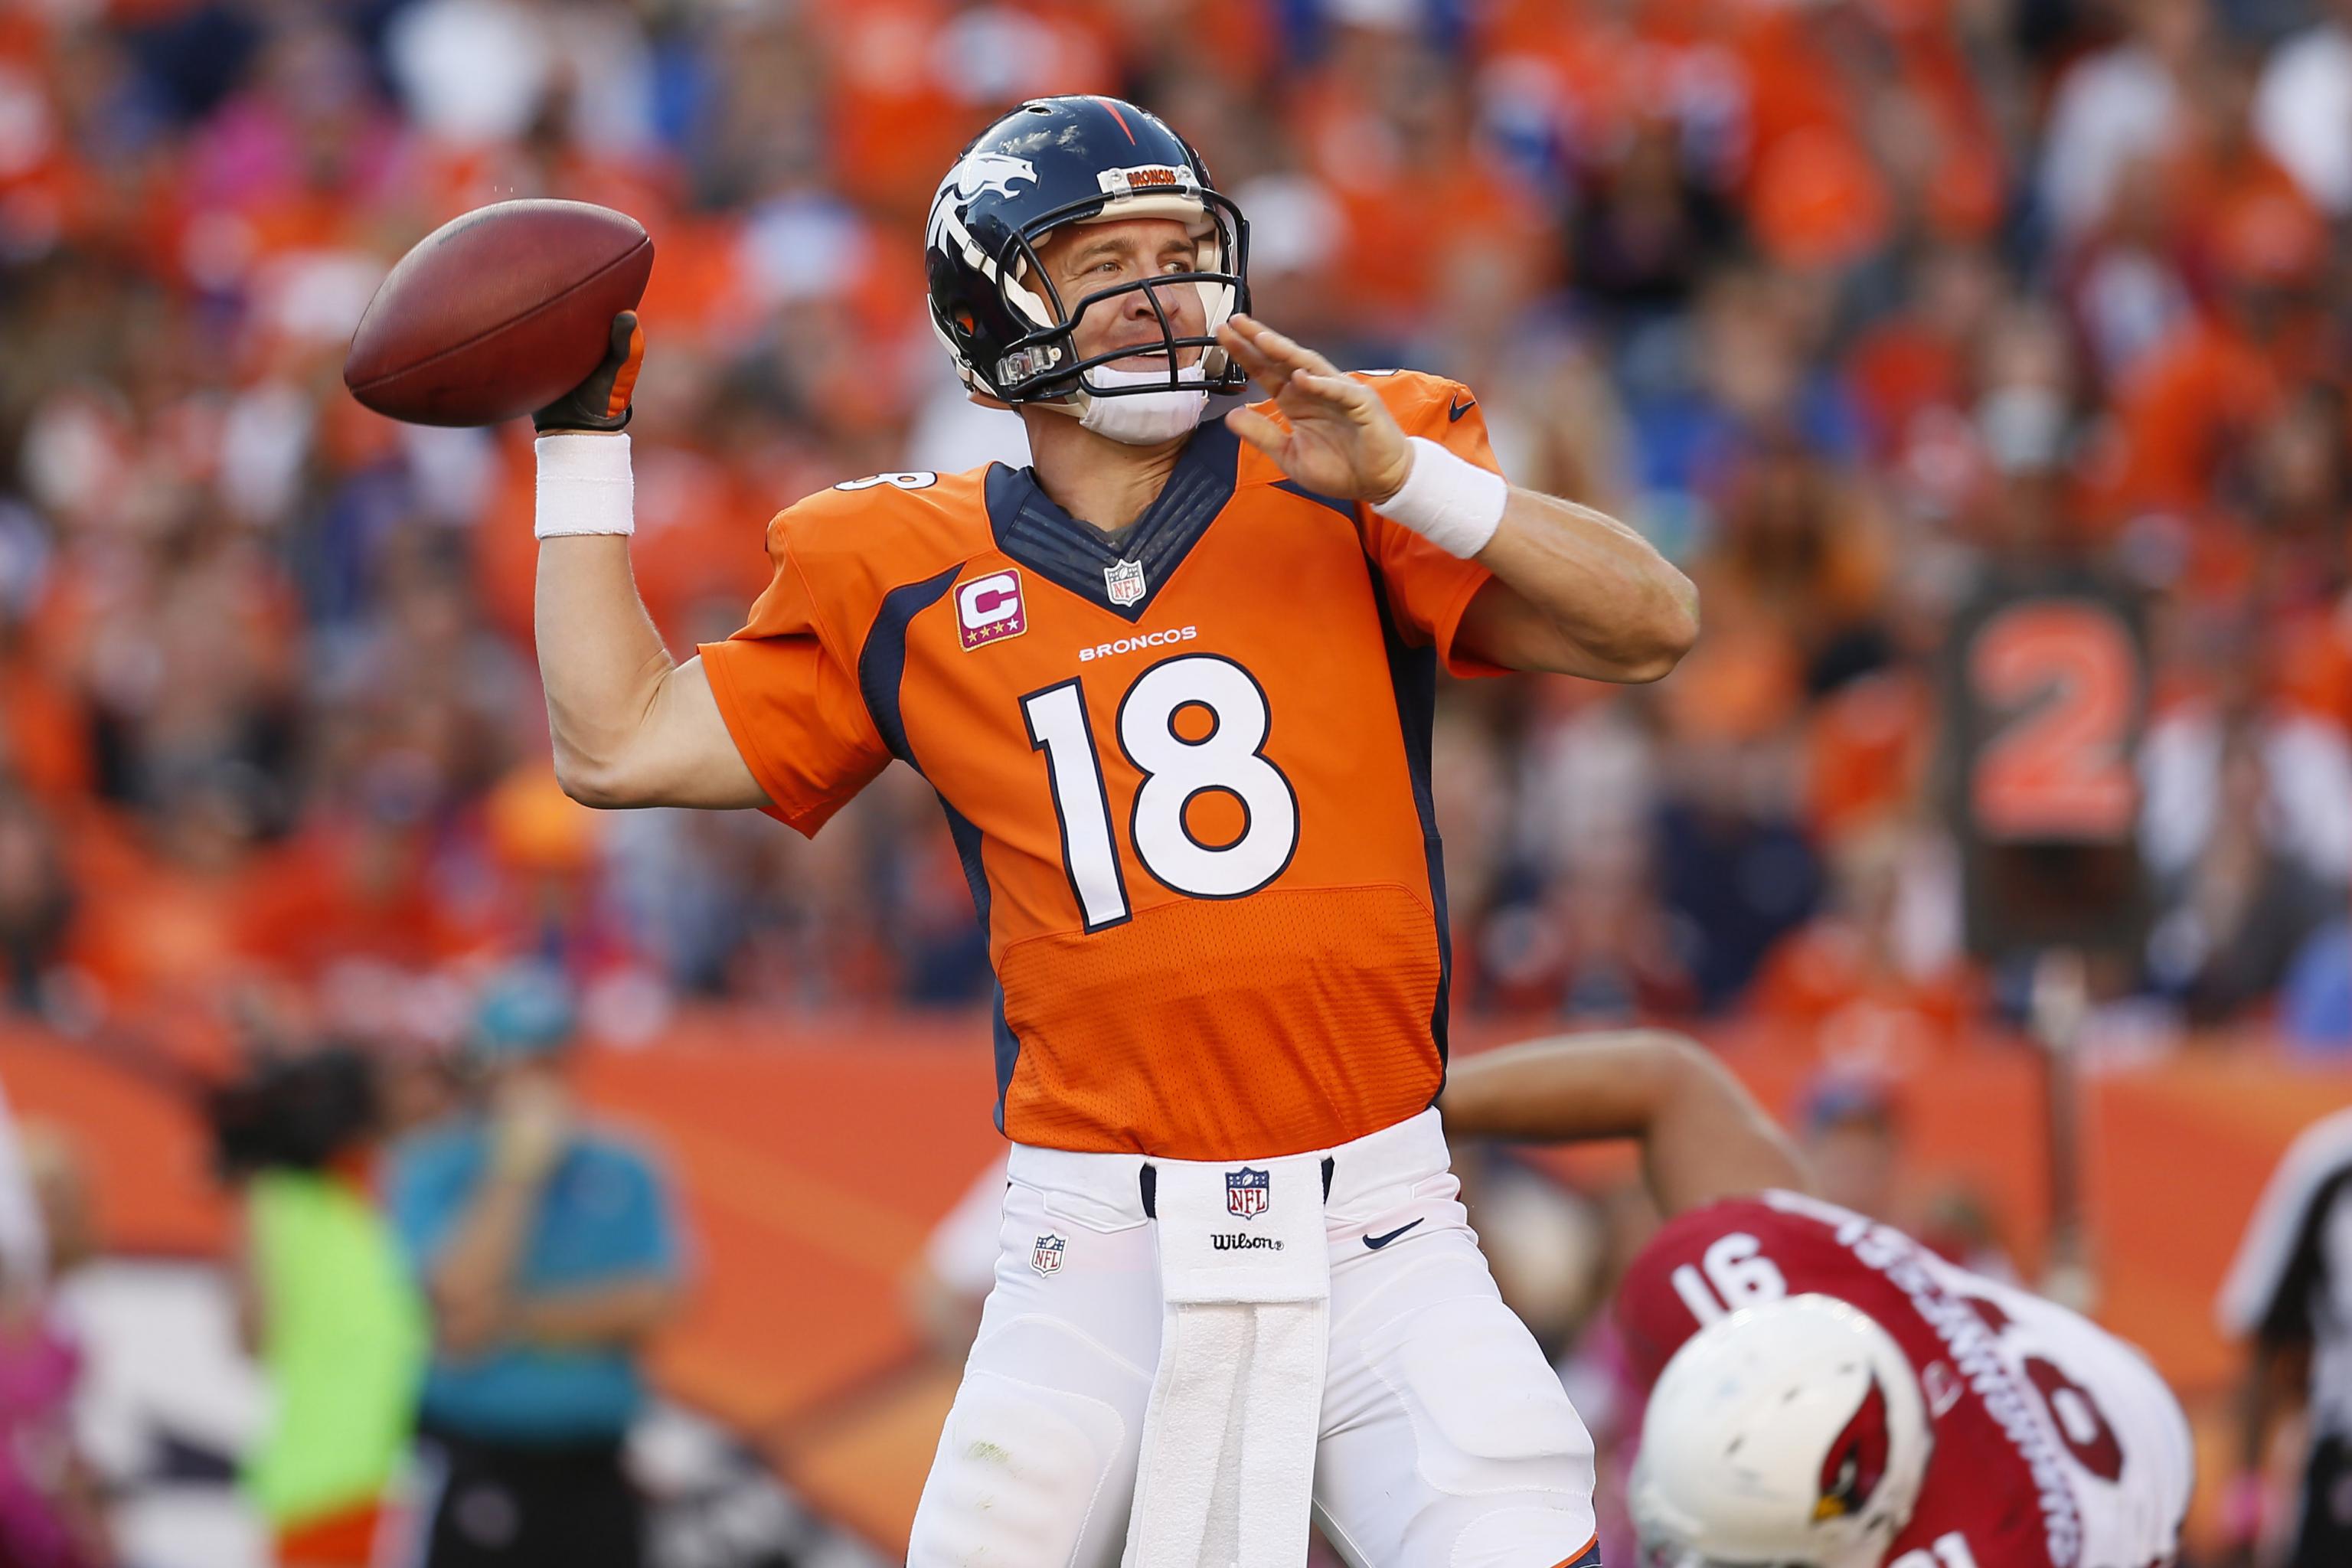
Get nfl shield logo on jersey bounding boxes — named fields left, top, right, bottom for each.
left=1031, top=1233, right=1067, bottom=1276
left=1104, top=557, right=1146, bottom=607
left=1227, top=1168, right=1270, bottom=1219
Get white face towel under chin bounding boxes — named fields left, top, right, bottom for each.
left=1122, top=1150, right=1331, bottom=1568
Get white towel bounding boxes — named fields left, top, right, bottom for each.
left=1123, top=1151, right=1330, bottom=1568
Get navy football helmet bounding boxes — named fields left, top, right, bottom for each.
left=926, top=96, right=1250, bottom=406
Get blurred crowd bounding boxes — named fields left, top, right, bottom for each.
left=0, top=0, right=2347, bottom=1074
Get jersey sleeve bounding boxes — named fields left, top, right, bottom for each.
left=697, top=501, right=891, bottom=837
left=1359, top=373, right=1509, bottom=680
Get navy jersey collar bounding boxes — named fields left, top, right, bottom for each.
left=983, top=419, right=1242, bottom=622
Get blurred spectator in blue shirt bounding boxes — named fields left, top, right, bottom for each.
left=388, top=964, right=685, bottom=1568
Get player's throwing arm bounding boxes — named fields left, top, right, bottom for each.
left=524, top=315, right=774, bottom=811
left=341, top=201, right=763, bottom=811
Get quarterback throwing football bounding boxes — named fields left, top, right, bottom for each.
left=531, top=96, right=1695, bottom=1567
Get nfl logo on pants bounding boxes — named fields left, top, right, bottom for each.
left=1031, top=1233, right=1066, bottom=1276
left=1227, top=1167, right=1269, bottom=1219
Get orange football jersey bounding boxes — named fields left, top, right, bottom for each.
left=699, top=371, right=1505, bottom=1158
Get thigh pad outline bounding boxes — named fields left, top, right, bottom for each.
left=1369, top=1293, right=1594, bottom=1500
left=907, top=1323, right=1142, bottom=1568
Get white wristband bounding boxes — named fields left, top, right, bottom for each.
left=1372, top=436, right=1505, bottom=558
left=534, top=433, right=635, bottom=539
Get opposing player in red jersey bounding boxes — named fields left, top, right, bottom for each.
left=528, top=95, right=1697, bottom=1568
left=1442, top=1034, right=2196, bottom=1568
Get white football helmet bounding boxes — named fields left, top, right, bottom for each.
left=1629, top=1295, right=1932, bottom=1568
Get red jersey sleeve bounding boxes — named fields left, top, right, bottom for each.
left=1357, top=372, right=1508, bottom=680
left=697, top=503, right=890, bottom=837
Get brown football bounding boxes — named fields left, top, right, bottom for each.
left=344, top=200, right=653, bottom=427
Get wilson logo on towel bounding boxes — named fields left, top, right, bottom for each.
left=1210, top=1233, right=1284, bottom=1251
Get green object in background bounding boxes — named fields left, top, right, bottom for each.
left=239, top=1167, right=428, bottom=1528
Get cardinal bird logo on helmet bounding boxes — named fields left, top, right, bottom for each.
left=1813, top=1375, right=1893, bottom=1522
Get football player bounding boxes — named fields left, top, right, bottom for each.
left=530, top=94, right=1696, bottom=1567
left=1441, top=1032, right=2197, bottom=1568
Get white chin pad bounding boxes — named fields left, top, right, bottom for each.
left=1077, top=362, right=1210, bottom=445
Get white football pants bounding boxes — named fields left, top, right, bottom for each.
left=907, top=1110, right=1602, bottom=1568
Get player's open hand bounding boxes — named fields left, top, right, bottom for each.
left=1218, top=315, right=1412, bottom=503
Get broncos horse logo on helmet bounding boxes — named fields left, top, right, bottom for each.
left=927, top=152, right=1039, bottom=247
left=925, top=95, right=1250, bottom=410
